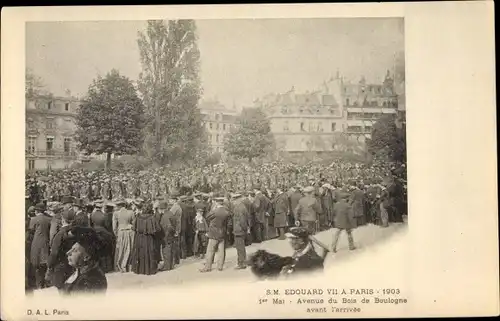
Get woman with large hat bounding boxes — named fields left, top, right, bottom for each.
left=62, top=226, right=107, bottom=295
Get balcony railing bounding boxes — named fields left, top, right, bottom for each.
left=25, top=149, right=78, bottom=158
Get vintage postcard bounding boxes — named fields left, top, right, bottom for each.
left=1, top=2, right=498, bottom=319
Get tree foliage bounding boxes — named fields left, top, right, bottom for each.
left=367, top=114, right=406, bottom=163
left=224, top=107, right=274, bottom=162
left=137, top=20, right=204, bottom=165
left=76, top=69, right=145, bottom=168
left=25, top=68, right=52, bottom=99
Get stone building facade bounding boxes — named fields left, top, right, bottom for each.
left=25, top=95, right=86, bottom=171
left=199, top=99, right=238, bottom=155
left=257, top=71, right=401, bottom=153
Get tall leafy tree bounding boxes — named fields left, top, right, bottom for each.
left=76, top=69, right=145, bottom=169
left=225, top=107, right=274, bottom=162
left=367, top=114, right=406, bottom=163
left=137, top=20, right=204, bottom=165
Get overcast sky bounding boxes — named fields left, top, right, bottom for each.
left=26, top=18, right=404, bottom=108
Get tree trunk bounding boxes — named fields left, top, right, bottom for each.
left=106, top=152, right=111, bottom=171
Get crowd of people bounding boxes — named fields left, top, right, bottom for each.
left=25, top=159, right=407, bottom=294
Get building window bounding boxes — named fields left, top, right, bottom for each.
left=27, top=136, right=36, bottom=154
left=208, top=134, right=212, bottom=141
left=28, top=160, right=35, bottom=170
left=308, top=122, right=314, bottom=132
left=331, top=123, right=336, bottom=131
left=284, top=121, right=289, bottom=132
left=64, top=138, right=71, bottom=155
left=65, top=103, right=69, bottom=111
left=317, top=122, right=323, bottom=132
left=46, top=137, right=54, bottom=155
left=300, top=122, right=305, bottom=131
left=223, top=124, right=226, bottom=131
left=216, top=134, right=219, bottom=143
left=46, top=118, right=55, bottom=129
left=216, top=123, right=219, bottom=130
left=47, top=101, right=52, bottom=110
left=27, top=118, right=35, bottom=129
left=209, top=122, right=213, bottom=130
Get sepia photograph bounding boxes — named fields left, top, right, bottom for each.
left=24, top=17, right=407, bottom=295
left=1, top=2, right=497, bottom=319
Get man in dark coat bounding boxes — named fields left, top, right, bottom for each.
left=73, top=198, right=89, bottom=227
left=200, top=195, right=231, bottom=272
left=288, top=186, right=302, bottom=228
left=158, top=200, right=177, bottom=271
left=349, top=184, right=366, bottom=227
left=231, top=192, right=250, bottom=269
left=272, top=186, right=289, bottom=240
left=332, top=193, right=357, bottom=252
left=90, top=209, right=116, bottom=273
left=50, top=196, right=73, bottom=243
left=29, top=203, right=52, bottom=289
left=169, top=193, right=183, bottom=265
left=178, top=195, right=193, bottom=259
left=47, top=209, right=76, bottom=291
left=252, top=187, right=270, bottom=242
left=241, top=191, right=255, bottom=245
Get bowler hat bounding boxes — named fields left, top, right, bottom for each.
left=35, top=203, right=46, bottom=212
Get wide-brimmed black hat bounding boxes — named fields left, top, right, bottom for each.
left=69, top=226, right=104, bottom=260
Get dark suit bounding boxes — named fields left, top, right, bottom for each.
left=47, top=225, right=76, bottom=290
left=159, top=210, right=177, bottom=271
left=332, top=199, right=356, bottom=251
left=232, top=198, right=249, bottom=267
left=29, top=214, right=51, bottom=288
left=204, top=205, right=231, bottom=270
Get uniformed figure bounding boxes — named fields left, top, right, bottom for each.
left=280, top=227, right=328, bottom=277
left=294, top=186, right=323, bottom=234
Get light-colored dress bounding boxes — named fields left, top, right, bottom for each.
left=113, top=208, right=135, bottom=272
